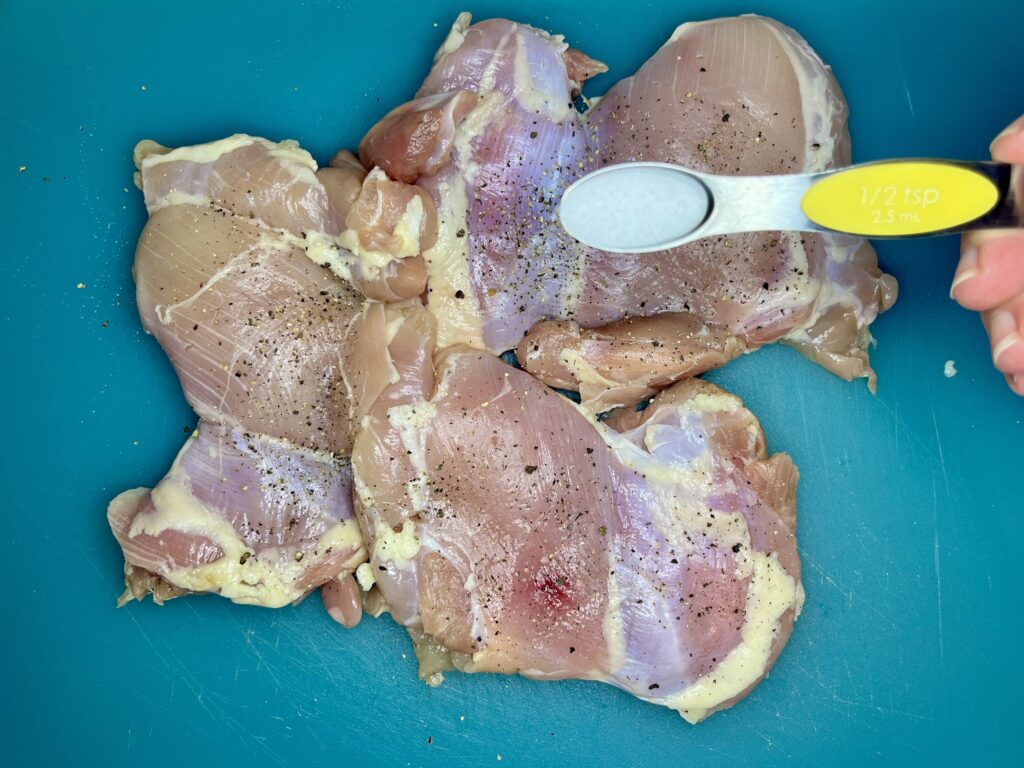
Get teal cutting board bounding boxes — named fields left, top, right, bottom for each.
left=2, top=1, right=1022, bottom=765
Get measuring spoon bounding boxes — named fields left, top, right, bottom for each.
left=558, top=160, right=1022, bottom=253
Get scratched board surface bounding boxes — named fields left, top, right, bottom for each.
left=2, top=0, right=1021, bottom=765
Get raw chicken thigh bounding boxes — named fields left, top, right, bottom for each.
left=353, top=330, right=802, bottom=722
left=360, top=14, right=897, bottom=410
left=103, top=12, right=872, bottom=723
left=108, top=135, right=434, bottom=622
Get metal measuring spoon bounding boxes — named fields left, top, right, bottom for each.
left=559, top=160, right=1022, bottom=253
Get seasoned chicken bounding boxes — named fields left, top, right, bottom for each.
left=353, top=337, right=802, bottom=722
left=360, top=14, right=897, bottom=410
left=109, top=423, right=364, bottom=621
left=104, top=16, right=847, bottom=724
left=108, top=135, right=433, bottom=620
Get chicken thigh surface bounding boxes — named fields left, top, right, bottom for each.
left=353, top=336, right=802, bottom=723
left=104, top=13, right=846, bottom=722
left=361, top=13, right=897, bottom=411
left=108, top=136, right=434, bottom=621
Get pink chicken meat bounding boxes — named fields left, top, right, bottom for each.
left=360, top=13, right=897, bottom=410
left=353, top=325, right=803, bottom=722
left=103, top=13, right=844, bottom=723
left=108, top=135, right=435, bottom=623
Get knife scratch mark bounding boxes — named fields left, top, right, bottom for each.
left=931, top=477, right=946, bottom=666
left=930, top=411, right=951, bottom=498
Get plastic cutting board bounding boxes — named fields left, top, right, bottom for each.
left=2, top=1, right=1021, bottom=765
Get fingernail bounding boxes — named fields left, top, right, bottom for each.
left=990, top=115, right=1024, bottom=153
left=949, top=245, right=979, bottom=299
left=990, top=309, right=1022, bottom=364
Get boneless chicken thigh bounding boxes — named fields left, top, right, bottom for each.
left=104, top=13, right=852, bottom=722
left=108, top=135, right=434, bottom=622
left=360, top=14, right=897, bottom=411
left=353, top=331, right=802, bottom=722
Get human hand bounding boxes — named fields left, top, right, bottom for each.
left=952, top=115, right=1024, bottom=395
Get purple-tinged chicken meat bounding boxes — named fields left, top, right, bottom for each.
left=361, top=14, right=897, bottom=411
left=353, top=337, right=802, bottom=722
left=108, top=135, right=434, bottom=621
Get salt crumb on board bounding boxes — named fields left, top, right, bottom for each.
left=943, top=360, right=957, bottom=378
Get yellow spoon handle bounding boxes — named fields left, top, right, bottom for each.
left=800, top=160, right=1021, bottom=237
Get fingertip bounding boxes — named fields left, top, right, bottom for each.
left=1007, top=373, right=1024, bottom=397
left=994, top=336, right=1024, bottom=374
left=986, top=304, right=1024, bottom=375
left=950, top=240, right=979, bottom=303
left=951, top=233, right=1024, bottom=311
left=952, top=284, right=993, bottom=312
left=990, top=114, right=1024, bottom=162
